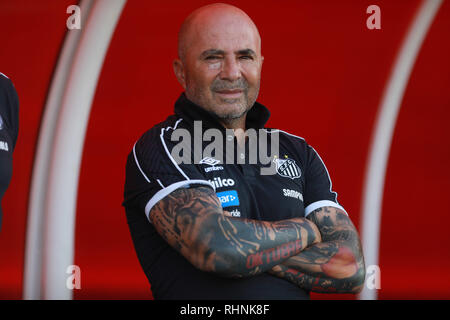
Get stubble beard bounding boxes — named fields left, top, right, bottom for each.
left=186, top=78, right=260, bottom=127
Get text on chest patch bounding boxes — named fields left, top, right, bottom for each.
left=282, top=188, right=303, bottom=202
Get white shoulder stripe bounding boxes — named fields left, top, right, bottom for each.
left=304, top=200, right=347, bottom=217
left=133, top=142, right=151, bottom=183
left=0, top=72, right=9, bottom=79
left=160, top=118, right=190, bottom=180
left=263, top=128, right=305, bottom=141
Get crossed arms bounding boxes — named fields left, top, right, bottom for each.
left=149, top=186, right=365, bottom=293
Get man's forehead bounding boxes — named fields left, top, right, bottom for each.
left=190, top=23, right=260, bottom=53
left=178, top=4, right=261, bottom=59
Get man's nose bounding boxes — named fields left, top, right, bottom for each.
left=219, top=57, right=241, bottom=81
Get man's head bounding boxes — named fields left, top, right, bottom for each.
left=173, top=3, right=263, bottom=128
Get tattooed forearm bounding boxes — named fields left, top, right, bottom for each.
left=150, top=186, right=321, bottom=278
left=269, top=207, right=366, bottom=293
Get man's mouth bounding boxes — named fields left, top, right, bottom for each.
left=214, top=89, right=243, bottom=99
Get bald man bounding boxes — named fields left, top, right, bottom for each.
left=123, top=4, right=365, bottom=299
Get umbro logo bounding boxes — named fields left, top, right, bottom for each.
left=199, top=157, right=220, bottom=166
left=200, top=157, right=224, bottom=173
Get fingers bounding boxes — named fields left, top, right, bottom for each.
left=223, top=210, right=232, bottom=217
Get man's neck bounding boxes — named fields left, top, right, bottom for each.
left=219, top=116, right=247, bottom=147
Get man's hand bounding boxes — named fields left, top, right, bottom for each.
left=268, top=207, right=365, bottom=293
left=149, top=186, right=321, bottom=278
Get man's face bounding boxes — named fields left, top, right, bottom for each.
left=175, top=13, right=263, bottom=124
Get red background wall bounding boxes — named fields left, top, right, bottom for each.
left=1, top=0, right=449, bottom=299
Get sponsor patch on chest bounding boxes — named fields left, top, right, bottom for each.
left=282, top=188, right=303, bottom=202
left=0, top=141, right=9, bottom=151
left=216, top=190, right=240, bottom=208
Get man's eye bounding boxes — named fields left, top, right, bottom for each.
left=239, top=55, right=254, bottom=60
left=205, top=56, right=221, bottom=60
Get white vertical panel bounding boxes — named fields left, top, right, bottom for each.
left=23, top=0, right=127, bottom=300
left=23, top=0, right=94, bottom=300
left=359, top=0, right=442, bottom=300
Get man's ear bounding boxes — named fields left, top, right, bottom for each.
left=173, top=59, right=186, bottom=89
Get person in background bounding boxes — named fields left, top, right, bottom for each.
left=0, top=72, right=19, bottom=231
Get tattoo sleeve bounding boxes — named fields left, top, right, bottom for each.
left=149, top=186, right=321, bottom=278
left=268, top=207, right=366, bottom=293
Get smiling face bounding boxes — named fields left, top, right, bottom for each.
left=174, top=4, right=264, bottom=129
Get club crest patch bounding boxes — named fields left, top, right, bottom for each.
left=273, top=155, right=301, bottom=179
